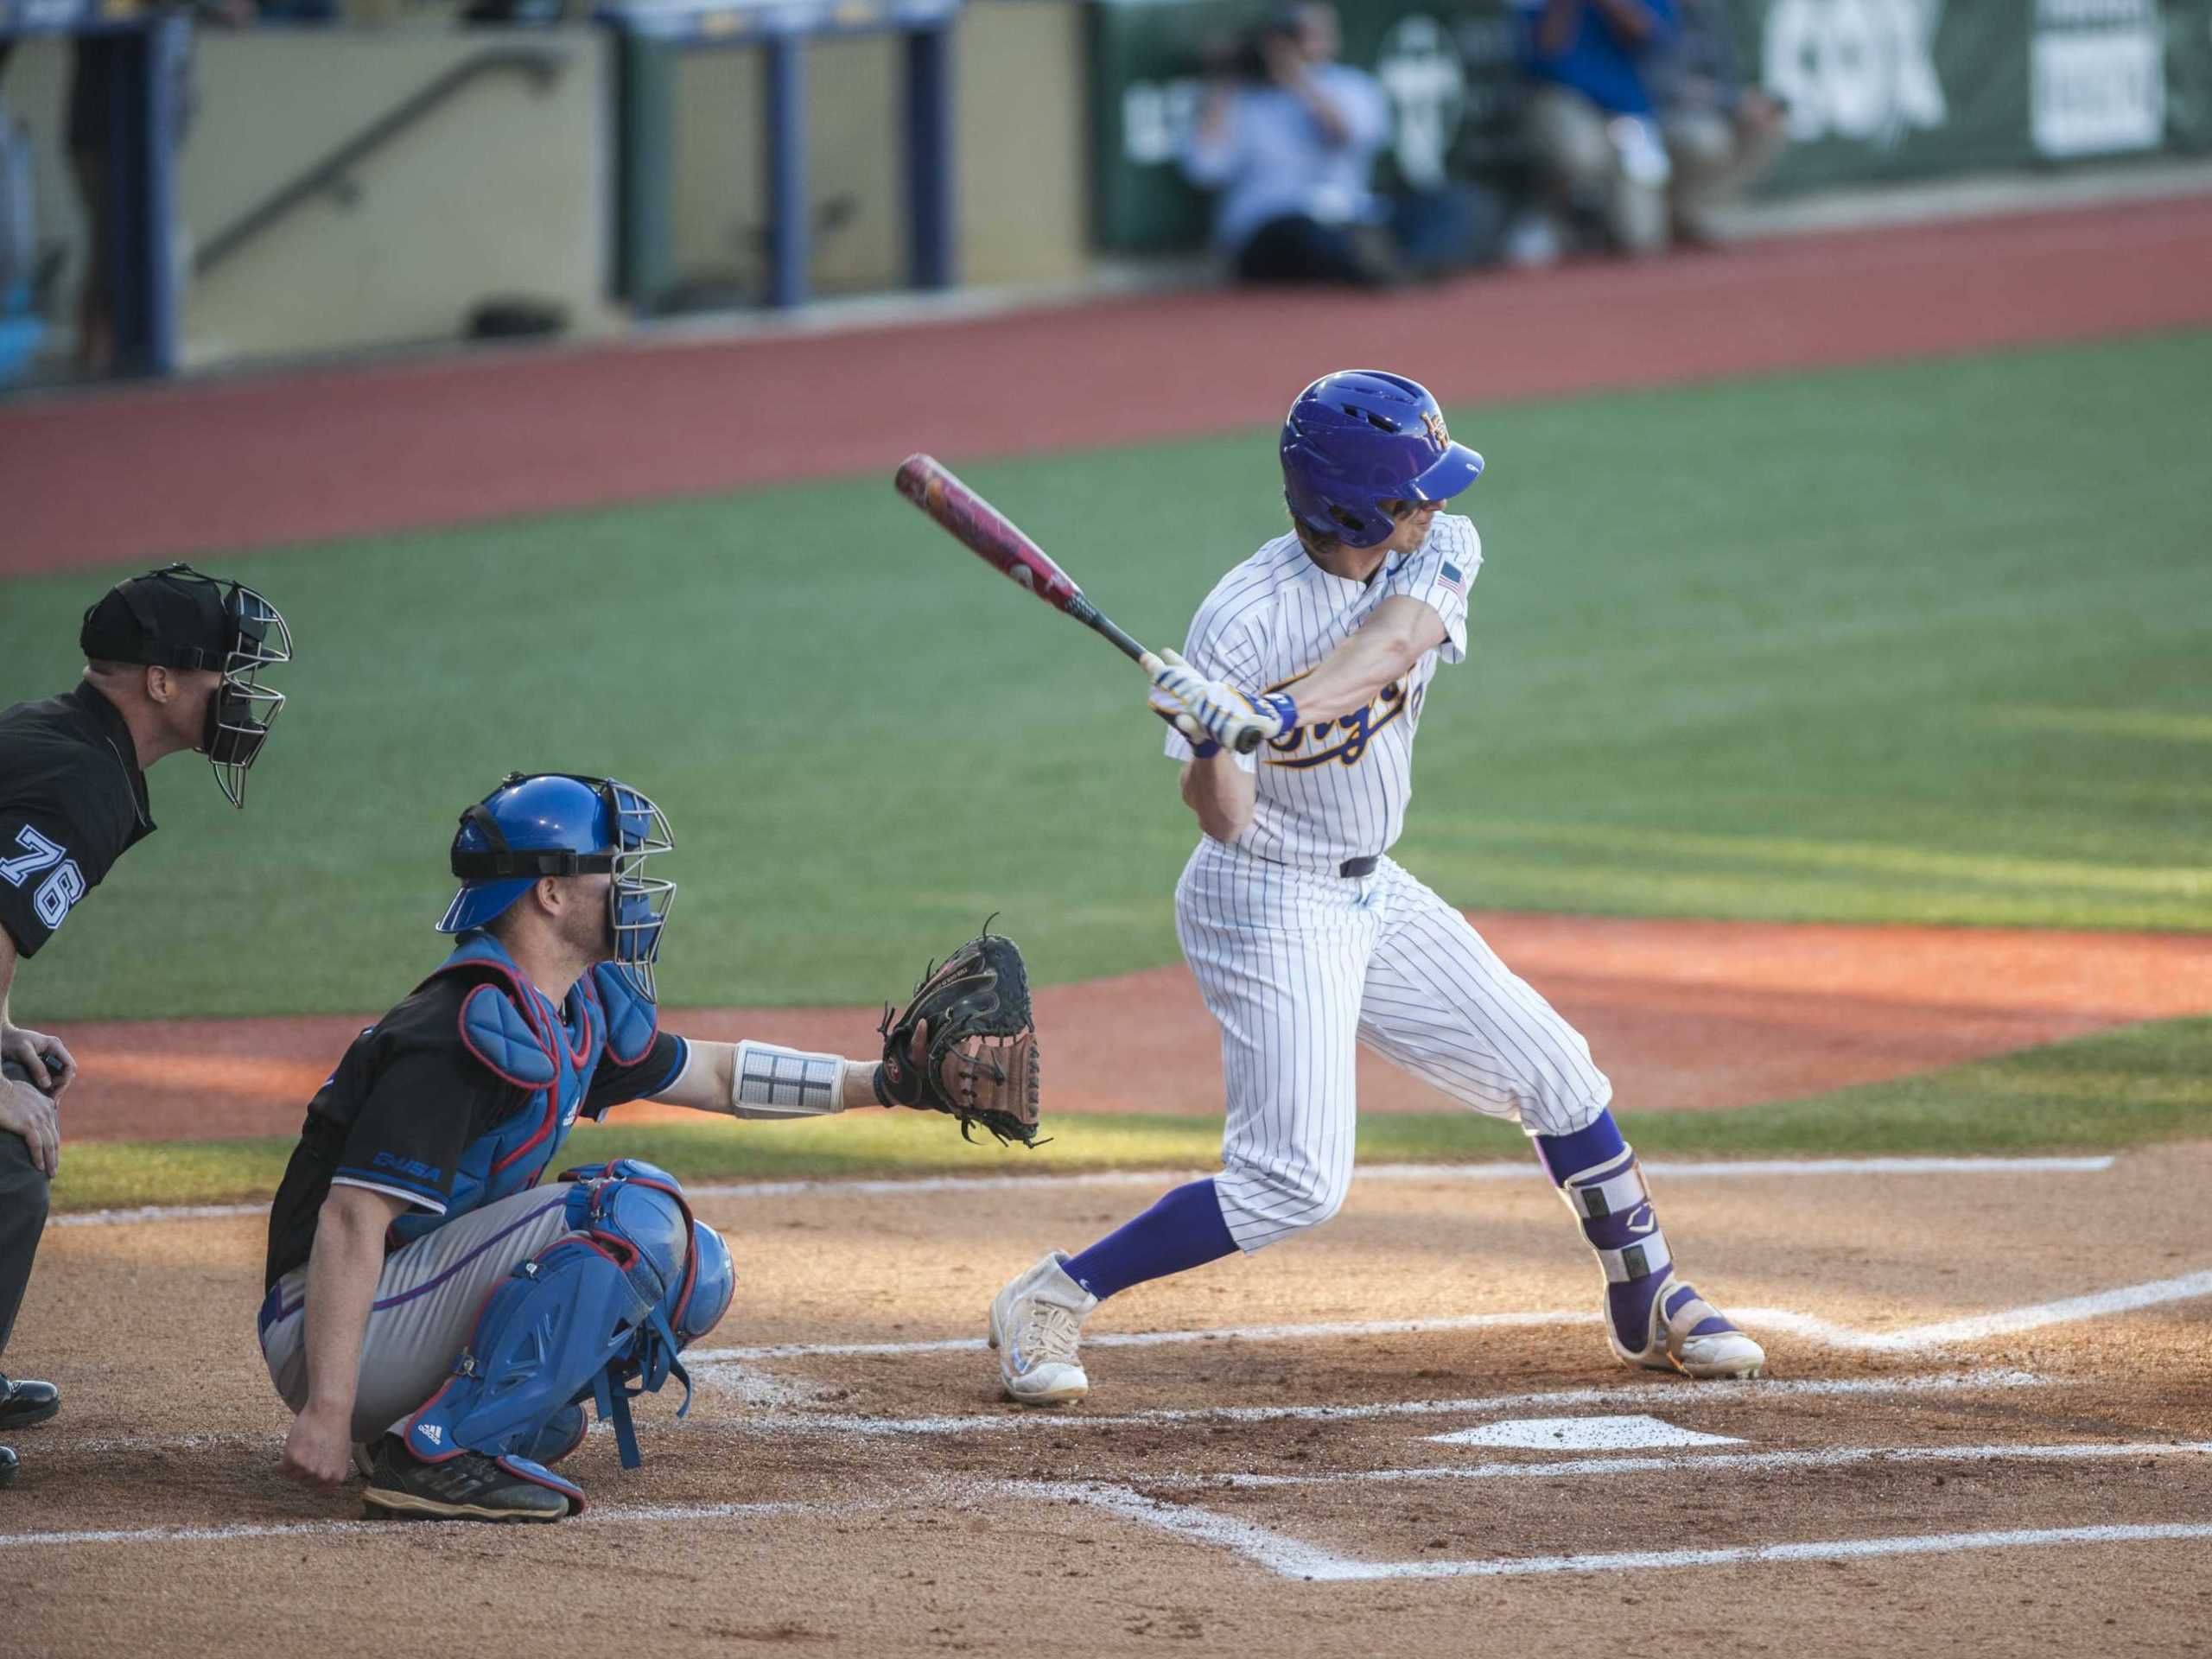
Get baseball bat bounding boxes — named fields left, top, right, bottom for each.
left=894, top=454, right=1266, bottom=754
left=893, top=453, right=1157, bottom=668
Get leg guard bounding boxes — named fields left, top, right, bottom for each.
left=521, top=1404, right=588, bottom=1468
left=403, top=1162, right=703, bottom=1503
left=1557, top=1144, right=1764, bottom=1380
left=558, top=1160, right=735, bottom=1465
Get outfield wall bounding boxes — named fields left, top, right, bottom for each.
left=1, top=0, right=1090, bottom=368
left=1090, top=0, right=2212, bottom=251
left=668, top=0, right=1087, bottom=299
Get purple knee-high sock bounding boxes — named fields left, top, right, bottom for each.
left=1532, top=1112, right=1627, bottom=1188
left=1062, top=1179, right=1238, bottom=1302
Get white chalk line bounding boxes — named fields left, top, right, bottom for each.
left=682, top=1262, right=2212, bottom=1370
left=41, top=1368, right=2049, bottom=1458
left=1877, top=1268, right=2212, bottom=1348
left=47, top=1154, right=2118, bottom=1229
left=12, top=1439, right=2199, bottom=1560
left=1140, top=1439, right=2212, bottom=1491
left=709, top=1367, right=2050, bottom=1438
left=687, top=1309, right=1599, bottom=1364
left=1026, top=1478, right=2212, bottom=1582
left=0, top=1498, right=851, bottom=1551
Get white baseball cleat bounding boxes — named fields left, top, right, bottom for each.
left=988, top=1251, right=1096, bottom=1405
left=1610, top=1273, right=1766, bottom=1380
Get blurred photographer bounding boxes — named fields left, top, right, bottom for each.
left=1183, top=4, right=1491, bottom=287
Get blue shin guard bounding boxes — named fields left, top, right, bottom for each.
left=404, top=1161, right=733, bottom=1506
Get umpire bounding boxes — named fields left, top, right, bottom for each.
left=0, top=563, right=292, bottom=1487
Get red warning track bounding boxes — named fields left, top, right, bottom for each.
left=48, top=913, right=2212, bottom=1141
left=4, top=195, right=2211, bottom=575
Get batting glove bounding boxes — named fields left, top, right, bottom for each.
left=1150, top=650, right=1298, bottom=756
left=1149, top=687, right=1221, bottom=756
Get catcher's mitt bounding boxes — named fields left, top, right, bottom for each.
left=874, top=927, right=1042, bottom=1147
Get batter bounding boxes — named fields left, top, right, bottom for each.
left=989, top=369, right=1764, bottom=1402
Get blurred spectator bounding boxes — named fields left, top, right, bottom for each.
left=1181, top=3, right=1497, bottom=287
left=67, top=0, right=254, bottom=377
left=1651, top=0, right=1787, bottom=245
left=1516, top=0, right=1678, bottom=259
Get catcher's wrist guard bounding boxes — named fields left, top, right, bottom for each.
left=876, top=926, right=1043, bottom=1147
left=728, top=1040, right=846, bottom=1119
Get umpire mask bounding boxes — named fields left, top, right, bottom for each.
left=79, top=563, right=294, bottom=808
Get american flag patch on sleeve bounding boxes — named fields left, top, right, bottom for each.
left=1440, top=561, right=1468, bottom=595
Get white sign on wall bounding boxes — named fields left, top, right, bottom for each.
left=1375, top=15, right=1469, bottom=188
left=2032, top=0, right=2167, bottom=156
left=1763, top=0, right=1950, bottom=147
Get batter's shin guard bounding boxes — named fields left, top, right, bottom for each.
left=1556, top=1145, right=1758, bottom=1375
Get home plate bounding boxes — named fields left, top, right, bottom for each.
left=1428, top=1415, right=1746, bottom=1451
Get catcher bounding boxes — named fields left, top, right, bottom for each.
left=259, top=771, right=1038, bottom=1523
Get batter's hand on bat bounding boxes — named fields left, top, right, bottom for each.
left=1149, top=650, right=1298, bottom=756
left=1148, top=686, right=1221, bottom=757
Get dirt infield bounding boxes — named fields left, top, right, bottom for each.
left=9, top=1145, right=2209, bottom=1656
left=5, top=195, right=2212, bottom=575
left=48, top=912, right=2212, bottom=1141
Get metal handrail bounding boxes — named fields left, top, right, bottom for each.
left=194, top=45, right=568, bottom=276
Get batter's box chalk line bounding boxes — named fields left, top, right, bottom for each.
left=1132, top=1438, right=2212, bottom=1491
left=9, top=1446, right=2209, bottom=1565
left=35, top=1367, right=2056, bottom=1459
left=677, top=1367, right=2055, bottom=1439
left=1009, top=1475, right=2212, bottom=1583
left=681, top=1263, right=2212, bottom=1376
left=46, top=1154, right=2120, bottom=1230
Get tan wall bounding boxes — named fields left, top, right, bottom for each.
left=958, top=0, right=1087, bottom=287
left=0, top=27, right=614, bottom=367
left=2, top=1, right=1086, bottom=369
left=664, top=0, right=1087, bottom=300
left=669, top=33, right=903, bottom=300
left=181, top=27, right=617, bottom=364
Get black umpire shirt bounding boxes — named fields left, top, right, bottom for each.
left=0, top=683, right=155, bottom=961
left=262, top=976, right=683, bottom=1290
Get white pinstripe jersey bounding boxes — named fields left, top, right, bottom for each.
left=1163, top=512, right=1481, bottom=869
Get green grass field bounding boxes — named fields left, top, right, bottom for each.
left=7, top=330, right=2210, bottom=1207
left=56, top=1014, right=2212, bottom=1210
left=3, top=329, right=2207, bottom=1024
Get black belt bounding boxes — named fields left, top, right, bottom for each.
left=1242, top=848, right=1379, bottom=880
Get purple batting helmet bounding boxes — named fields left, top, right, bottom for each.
left=1279, top=370, right=1484, bottom=550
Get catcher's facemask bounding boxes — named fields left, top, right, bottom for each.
left=444, top=772, right=677, bottom=1000
left=79, top=563, right=293, bottom=808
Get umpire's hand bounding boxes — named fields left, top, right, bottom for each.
left=0, top=1023, right=76, bottom=1097
left=0, top=1064, right=60, bottom=1178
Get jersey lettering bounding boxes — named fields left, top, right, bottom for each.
left=32, top=861, right=86, bottom=929
left=1266, top=682, right=1408, bottom=769
left=0, top=824, right=66, bottom=887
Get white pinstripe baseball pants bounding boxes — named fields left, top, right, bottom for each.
left=1176, top=837, right=1612, bottom=1250
left=258, top=1185, right=577, bottom=1444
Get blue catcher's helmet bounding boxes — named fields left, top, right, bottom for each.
left=438, top=772, right=677, bottom=998
left=1280, top=370, right=1485, bottom=550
